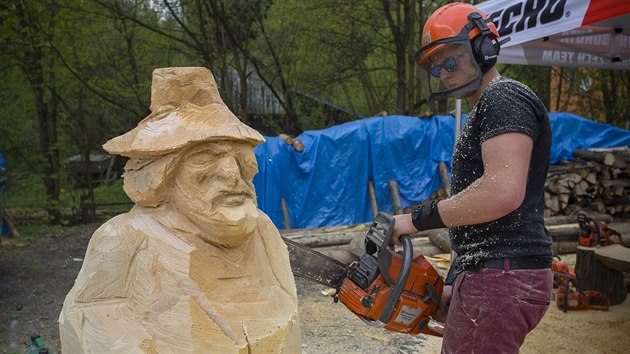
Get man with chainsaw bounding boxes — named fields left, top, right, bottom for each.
left=391, top=3, right=553, bottom=353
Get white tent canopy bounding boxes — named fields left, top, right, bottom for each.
left=476, top=0, right=630, bottom=70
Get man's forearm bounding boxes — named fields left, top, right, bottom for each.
left=438, top=173, right=524, bottom=228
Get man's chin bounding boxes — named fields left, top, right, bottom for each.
left=196, top=201, right=260, bottom=246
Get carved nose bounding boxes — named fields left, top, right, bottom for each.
left=216, top=157, right=241, bottom=187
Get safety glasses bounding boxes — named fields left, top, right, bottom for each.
left=429, top=55, right=464, bottom=78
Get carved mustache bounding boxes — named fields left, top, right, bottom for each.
left=210, top=189, right=255, bottom=205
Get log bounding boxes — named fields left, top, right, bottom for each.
left=280, top=222, right=371, bottom=237
left=547, top=222, right=630, bottom=244
left=291, top=139, right=304, bottom=152
left=292, top=231, right=366, bottom=248
left=575, top=246, right=627, bottom=305
left=278, top=133, right=294, bottom=145
left=551, top=241, right=582, bottom=255
left=427, top=229, right=451, bottom=253
left=278, top=133, right=304, bottom=152
left=544, top=213, right=612, bottom=226
left=315, top=238, right=444, bottom=264
left=389, top=180, right=403, bottom=215
left=573, top=149, right=618, bottom=167
left=409, top=237, right=443, bottom=257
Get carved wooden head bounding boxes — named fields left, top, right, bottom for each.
left=103, top=67, right=265, bottom=243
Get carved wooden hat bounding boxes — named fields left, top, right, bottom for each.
left=103, top=67, right=264, bottom=158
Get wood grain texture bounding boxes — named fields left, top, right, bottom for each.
left=59, top=67, right=300, bottom=353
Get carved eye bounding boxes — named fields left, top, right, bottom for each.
left=196, top=172, right=209, bottom=184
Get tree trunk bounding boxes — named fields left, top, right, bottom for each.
left=575, top=246, right=627, bottom=305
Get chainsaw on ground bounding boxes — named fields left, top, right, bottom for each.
left=555, top=286, right=611, bottom=312
left=577, top=212, right=622, bottom=247
left=551, top=256, right=611, bottom=312
left=283, top=212, right=444, bottom=336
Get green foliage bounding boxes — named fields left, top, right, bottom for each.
left=12, top=220, right=96, bottom=243
left=0, top=0, right=627, bottom=223
left=92, top=179, right=128, bottom=204
left=4, top=173, right=130, bottom=219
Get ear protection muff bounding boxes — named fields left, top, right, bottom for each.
left=467, top=12, right=500, bottom=72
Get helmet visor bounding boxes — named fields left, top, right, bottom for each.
left=415, top=39, right=482, bottom=102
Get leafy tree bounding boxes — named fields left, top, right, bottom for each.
left=1, top=0, right=64, bottom=222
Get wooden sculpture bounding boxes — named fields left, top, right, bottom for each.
left=59, top=67, right=301, bottom=353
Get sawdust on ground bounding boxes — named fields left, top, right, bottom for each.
left=1, top=229, right=629, bottom=353
left=297, top=253, right=630, bottom=354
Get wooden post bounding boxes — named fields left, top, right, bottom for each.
left=388, top=180, right=403, bottom=215
left=368, top=181, right=378, bottom=219
left=438, top=162, right=451, bottom=197
left=575, top=245, right=627, bottom=305
left=281, top=197, right=292, bottom=230
left=1, top=211, right=20, bottom=238
left=104, top=155, right=116, bottom=181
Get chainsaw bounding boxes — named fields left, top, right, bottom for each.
left=555, top=286, right=611, bottom=312
left=551, top=256, right=611, bottom=312
left=577, top=213, right=622, bottom=247
left=283, top=212, right=444, bottom=336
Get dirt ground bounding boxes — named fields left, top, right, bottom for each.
left=1, top=226, right=629, bottom=354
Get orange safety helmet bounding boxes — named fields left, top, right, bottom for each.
left=417, top=2, right=501, bottom=72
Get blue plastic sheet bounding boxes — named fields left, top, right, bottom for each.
left=254, top=113, right=629, bottom=229
left=254, top=115, right=455, bottom=229
left=548, top=113, right=630, bottom=164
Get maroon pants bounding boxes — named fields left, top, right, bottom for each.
left=441, top=266, right=553, bottom=354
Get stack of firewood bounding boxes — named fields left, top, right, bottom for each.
left=545, top=148, right=630, bottom=217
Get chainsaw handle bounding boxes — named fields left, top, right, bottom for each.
left=365, top=212, right=396, bottom=255
left=379, top=234, right=413, bottom=324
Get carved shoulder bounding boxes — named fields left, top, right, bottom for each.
left=74, top=213, right=148, bottom=302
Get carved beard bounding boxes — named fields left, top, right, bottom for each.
left=199, top=199, right=259, bottom=247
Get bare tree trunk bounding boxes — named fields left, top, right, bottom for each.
left=382, top=0, right=413, bottom=115
left=406, top=0, right=417, bottom=115
left=15, top=1, right=62, bottom=222
left=555, top=67, right=564, bottom=111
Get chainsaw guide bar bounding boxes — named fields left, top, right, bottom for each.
left=283, top=236, right=348, bottom=289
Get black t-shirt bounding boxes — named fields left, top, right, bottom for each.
left=449, top=77, right=553, bottom=271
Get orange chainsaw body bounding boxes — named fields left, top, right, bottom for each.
left=578, top=214, right=622, bottom=247
left=555, top=287, right=611, bottom=311
left=337, top=250, right=444, bottom=336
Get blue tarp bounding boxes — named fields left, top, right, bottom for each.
left=548, top=113, right=630, bottom=164
left=253, top=113, right=630, bottom=229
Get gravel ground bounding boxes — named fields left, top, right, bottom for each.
left=2, top=224, right=628, bottom=354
